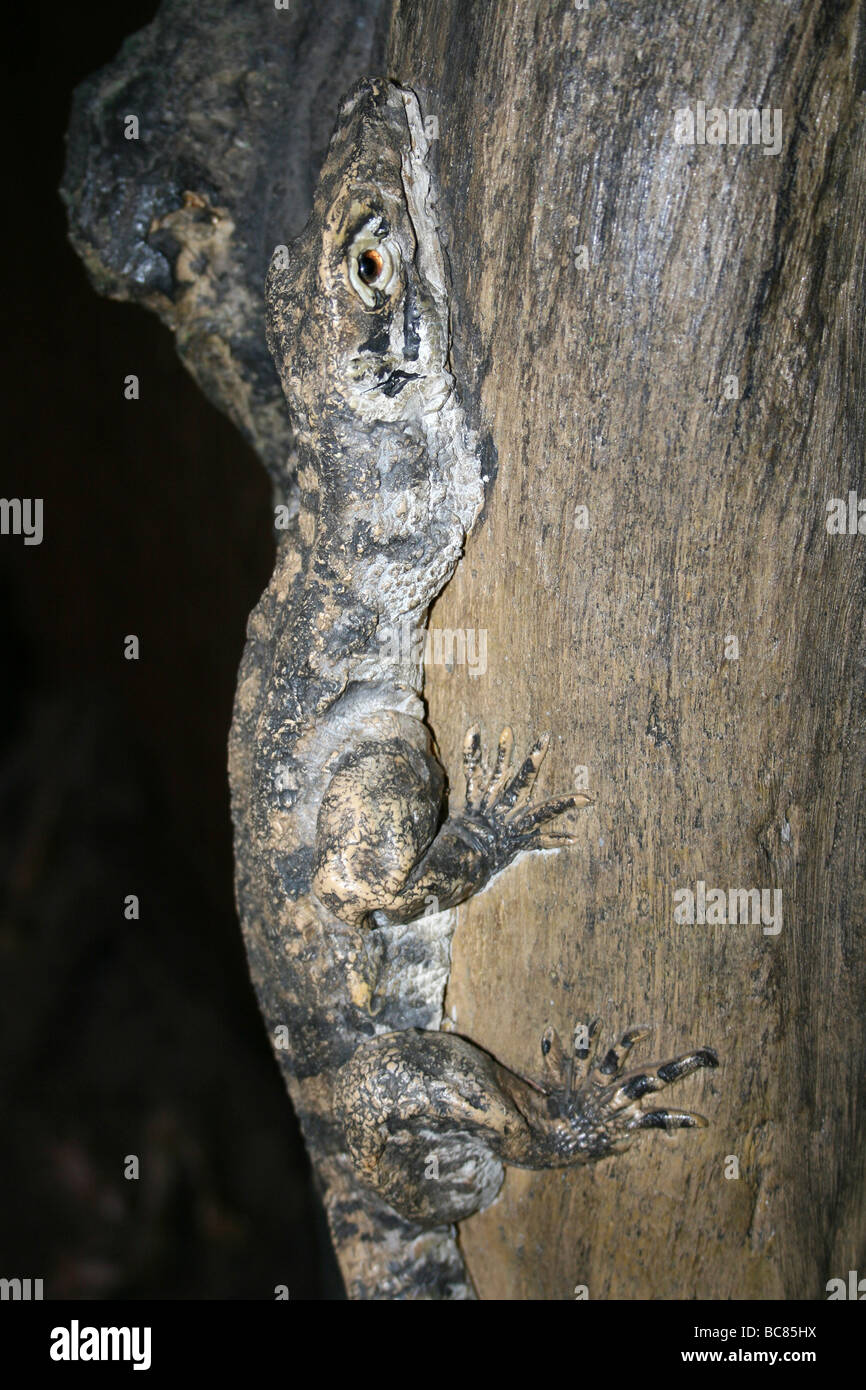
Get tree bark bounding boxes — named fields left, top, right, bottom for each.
left=385, top=0, right=866, bottom=1299
left=65, top=0, right=866, bottom=1299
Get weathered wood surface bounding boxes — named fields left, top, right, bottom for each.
left=387, top=0, right=866, bottom=1299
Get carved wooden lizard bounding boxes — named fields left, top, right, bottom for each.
left=229, top=78, right=717, bottom=1300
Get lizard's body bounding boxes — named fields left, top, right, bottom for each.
left=229, top=79, right=716, bottom=1300
left=229, top=465, right=480, bottom=1298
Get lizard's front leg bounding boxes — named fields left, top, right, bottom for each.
left=312, top=723, right=589, bottom=927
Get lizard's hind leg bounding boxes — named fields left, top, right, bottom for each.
left=335, top=1023, right=718, bottom=1227
left=334, top=1031, right=517, bottom=1226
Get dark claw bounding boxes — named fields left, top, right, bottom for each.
left=463, top=727, right=483, bottom=804
left=657, top=1047, right=718, bottom=1084
left=637, top=1109, right=672, bottom=1129
left=637, top=1108, right=707, bottom=1130
left=596, top=1027, right=651, bottom=1077
left=598, top=1048, right=620, bottom=1076
left=500, top=756, right=537, bottom=810
left=499, top=740, right=546, bottom=812
left=520, top=793, right=589, bottom=832
left=621, top=1072, right=658, bottom=1100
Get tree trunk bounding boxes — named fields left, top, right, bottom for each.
left=386, top=0, right=866, bottom=1299
left=65, top=0, right=866, bottom=1299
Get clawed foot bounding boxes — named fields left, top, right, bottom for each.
left=460, top=725, right=591, bottom=877
left=529, top=1019, right=718, bottom=1163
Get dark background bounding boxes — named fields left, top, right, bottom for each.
left=1, top=3, right=341, bottom=1298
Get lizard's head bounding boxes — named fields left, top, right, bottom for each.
left=266, top=79, right=453, bottom=441
left=265, top=79, right=483, bottom=616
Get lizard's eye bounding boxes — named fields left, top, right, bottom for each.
left=347, top=227, right=398, bottom=307
left=357, top=249, right=384, bottom=284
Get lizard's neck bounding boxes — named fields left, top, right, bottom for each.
left=272, top=395, right=485, bottom=716
left=312, top=388, right=484, bottom=616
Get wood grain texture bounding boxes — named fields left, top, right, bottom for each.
left=388, top=0, right=866, bottom=1299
